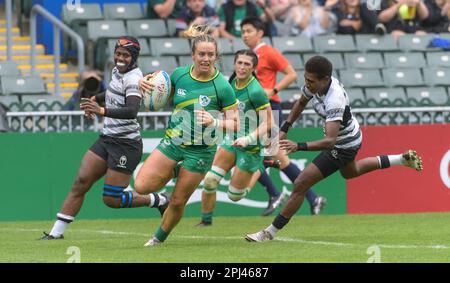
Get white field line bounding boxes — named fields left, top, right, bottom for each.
left=2, top=227, right=449, bottom=250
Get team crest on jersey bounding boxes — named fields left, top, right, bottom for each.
left=177, top=88, right=187, bottom=97
left=238, top=101, right=246, bottom=110
left=199, top=95, right=211, bottom=107
left=197, top=159, right=205, bottom=168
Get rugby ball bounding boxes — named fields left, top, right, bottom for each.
left=143, top=70, right=171, bottom=111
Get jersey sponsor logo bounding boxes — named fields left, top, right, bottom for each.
left=118, top=155, right=127, bottom=168
left=238, top=101, right=246, bottom=110
left=199, top=95, right=211, bottom=107
left=177, top=88, right=187, bottom=97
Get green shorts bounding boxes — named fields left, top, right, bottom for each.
left=221, top=143, right=264, bottom=173
left=157, top=137, right=216, bottom=174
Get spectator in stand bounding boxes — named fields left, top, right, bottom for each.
left=333, top=0, right=380, bottom=34
left=176, top=0, right=220, bottom=37
left=147, top=0, right=186, bottom=19
left=378, top=0, right=429, bottom=40
left=284, top=0, right=333, bottom=37
left=268, top=0, right=298, bottom=22
left=218, top=0, right=275, bottom=40
left=422, top=0, right=450, bottom=33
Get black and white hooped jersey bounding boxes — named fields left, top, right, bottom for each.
left=301, top=77, right=362, bottom=150
left=102, top=67, right=143, bottom=140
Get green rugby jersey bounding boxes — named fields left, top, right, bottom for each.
left=230, top=76, right=270, bottom=153
left=166, top=65, right=237, bottom=147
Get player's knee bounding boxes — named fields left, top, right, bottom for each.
left=227, top=185, right=247, bottom=202
left=103, top=185, right=133, bottom=208
left=102, top=196, right=121, bottom=208
left=134, top=178, right=152, bottom=194
left=204, top=171, right=222, bottom=192
left=169, top=194, right=187, bottom=209
left=72, top=175, right=91, bottom=193
left=293, top=177, right=309, bottom=194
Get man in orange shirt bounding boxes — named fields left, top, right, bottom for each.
left=240, top=16, right=327, bottom=215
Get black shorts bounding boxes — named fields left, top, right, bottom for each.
left=312, top=146, right=360, bottom=178
left=270, top=101, right=284, bottom=127
left=90, top=135, right=143, bottom=174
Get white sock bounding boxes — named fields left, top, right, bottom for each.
left=266, top=224, right=278, bottom=236
left=149, top=193, right=167, bottom=207
left=158, top=194, right=168, bottom=206
left=388, top=154, right=403, bottom=166
left=149, top=193, right=155, bottom=207
left=50, top=213, right=74, bottom=236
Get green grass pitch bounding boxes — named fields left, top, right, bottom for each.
left=1, top=213, right=449, bottom=263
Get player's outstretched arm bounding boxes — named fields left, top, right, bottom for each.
left=280, top=120, right=340, bottom=153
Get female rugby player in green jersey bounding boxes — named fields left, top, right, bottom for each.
left=135, top=25, right=239, bottom=246
left=197, top=49, right=275, bottom=226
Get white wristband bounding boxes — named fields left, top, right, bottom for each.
left=213, top=118, right=220, bottom=128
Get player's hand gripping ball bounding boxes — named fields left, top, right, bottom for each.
left=142, top=70, right=171, bottom=111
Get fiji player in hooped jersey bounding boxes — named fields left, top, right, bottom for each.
left=41, top=36, right=168, bottom=240
left=135, top=25, right=239, bottom=247
left=246, top=55, right=424, bottom=243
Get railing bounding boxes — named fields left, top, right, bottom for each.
left=5, top=107, right=450, bottom=133
left=30, top=4, right=85, bottom=96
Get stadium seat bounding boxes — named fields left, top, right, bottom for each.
left=365, top=87, right=408, bottom=107
left=426, top=52, right=450, bottom=68
left=272, top=36, right=314, bottom=54
left=346, top=88, right=366, bottom=108
left=423, top=67, right=450, bottom=87
left=87, top=20, right=126, bottom=68
left=303, top=53, right=345, bottom=70
left=219, top=55, right=235, bottom=74
left=384, top=52, right=427, bottom=69
left=0, top=76, right=47, bottom=96
left=178, top=55, right=194, bottom=67
left=217, top=38, right=234, bottom=55
left=233, top=37, right=271, bottom=52
left=279, top=89, right=305, bottom=109
left=87, top=20, right=126, bottom=42
left=138, top=56, right=178, bottom=74
left=397, top=34, right=437, bottom=52
left=61, top=3, right=104, bottom=52
left=406, top=87, right=449, bottom=106
left=126, top=19, right=169, bottom=38
left=382, top=69, right=425, bottom=87
left=283, top=54, right=303, bottom=70
left=150, top=38, right=191, bottom=56
left=103, top=3, right=144, bottom=20
left=339, top=69, right=384, bottom=88
left=0, top=61, right=20, bottom=76
left=344, top=52, right=384, bottom=69
left=62, top=3, right=103, bottom=24
left=355, top=34, right=399, bottom=52
left=313, top=35, right=357, bottom=53
left=166, top=19, right=177, bottom=37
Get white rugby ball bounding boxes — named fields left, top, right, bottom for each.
left=143, top=70, right=171, bottom=111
